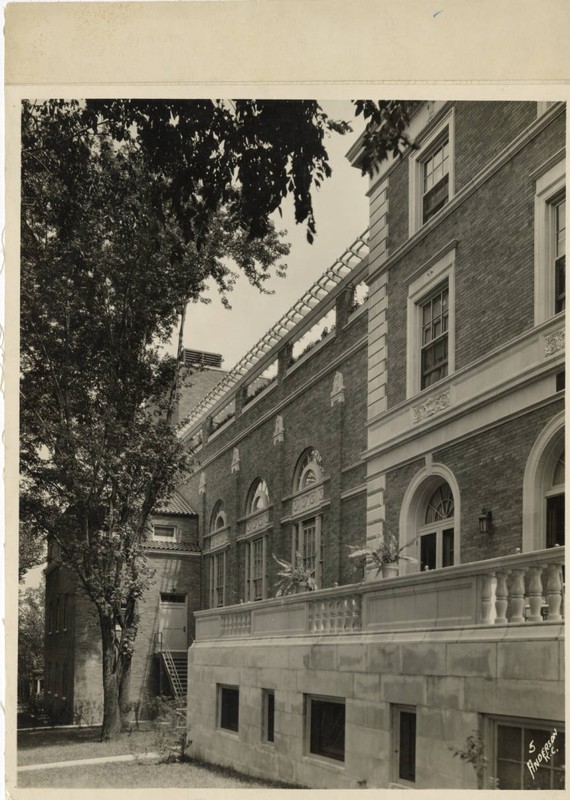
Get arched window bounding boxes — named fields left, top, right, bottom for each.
left=419, top=482, right=455, bottom=570
left=522, top=413, right=565, bottom=551
left=294, top=448, right=325, bottom=492
left=246, top=479, right=270, bottom=515
left=210, top=500, right=227, bottom=532
left=399, top=465, right=460, bottom=574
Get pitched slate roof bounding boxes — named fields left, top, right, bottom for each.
left=154, top=490, right=197, bottom=517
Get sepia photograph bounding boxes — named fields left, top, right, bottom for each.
left=5, top=3, right=568, bottom=797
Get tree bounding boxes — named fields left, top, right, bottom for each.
left=20, top=99, right=414, bottom=739
left=18, top=584, right=45, bottom=704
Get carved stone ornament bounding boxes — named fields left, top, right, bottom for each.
left=292, top=484, right=325, bottom=516
left=245, top=509, right=270, bottom=536
left=544, top=328, right=565, bottom=357
left=273, top=415, right=284, bottom=445
left=198, top=472, right=207, bottom=495
left=204, top=529, right=229, bottom=552
left=412, top=389, right=451, bottom=424
left=330, top=370, right=345, bottom=407
left=230, top=447, right=240, bottom=474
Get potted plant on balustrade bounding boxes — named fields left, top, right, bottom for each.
left=272, top=552, right=318, bottom=596
left=348, top=531, right=418, bottom=580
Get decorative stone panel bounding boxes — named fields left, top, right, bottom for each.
left=292, top=484, right=325, bottom=516
left=544, top=328, right=565, bottom=357
left=203, top=529, right=229, bottom=552
left=198, top=472, right=207, bottom=495
left=245, top=510, right=270, bottom=536
left=230, top=447, right=240, bottom=474
left=273, top=415, right=284, bottom=445
left=411, top=388, right=451, bottom=424
left=330, top=370, right=345, bottom=406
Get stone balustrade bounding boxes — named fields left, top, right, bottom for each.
left=195, top=547, right=564, bottom=641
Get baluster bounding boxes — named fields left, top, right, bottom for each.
left=318, top=601, right=325, bottom=633
left=510, top=569, right=526, bottom=623
left=546, top=563, right=563, bottom=621
left=481, top=571, right=496, bottom=624
left=526, top=566, right=545, bottom=622
left=495, top=570, right=510, bottom=624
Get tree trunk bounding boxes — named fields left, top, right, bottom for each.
left=99, top=617, right=122, bottom=741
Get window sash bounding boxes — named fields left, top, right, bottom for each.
left=309, top=698, right=345, bottom=762
left=246, top=537, right=266, bottom=602
left=219, top=686, right=239, bottom=732
left=263, top=689, right=275, bottom=743
left=422, top=135, right=450, bottom=223
left=420, top=284, right=449, bottom=389
left=293, top=517, right=322, bottom=587
left=210, top=552, right=226, bottom=608
left=494, top=721, right=565, bottom=789
left=420, top=527, right=455, bottom=570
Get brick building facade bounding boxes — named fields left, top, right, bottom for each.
left=185, top=100, right=565, bottom=789
left=43, top=100, right=565, bottom=789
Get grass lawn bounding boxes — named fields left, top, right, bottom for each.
left=18, top=727, right=158, bottom=766
left=17, top=727, right=300, bottom=789
left=17, top=755, right=296, bottom=789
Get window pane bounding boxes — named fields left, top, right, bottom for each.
left=498, top=724, right=522, bottom=760
left=220, top=687, right=239, bottom=732
left=420, top=533, right=436, bottom=571
left=399, top=711, right=416, bottom=782
left=497, top=759, right=523, bottom=789
left=546, top=494, right=565, bottom=548
left=265, top=690, right=275, bottom=743
left=442, top=528, right=454, bottom=567
left=310, top=699, right=345, bottom=762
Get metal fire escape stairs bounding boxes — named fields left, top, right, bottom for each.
left=155, top=633, right=190, bottom=732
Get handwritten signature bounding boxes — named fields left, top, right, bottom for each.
left=526, top=729, right=558, bottom=780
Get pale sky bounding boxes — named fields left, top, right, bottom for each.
left=181, top=100, right=369, bottom=369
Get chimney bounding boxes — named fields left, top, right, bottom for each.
left=182, top=349, right=223, bottom=369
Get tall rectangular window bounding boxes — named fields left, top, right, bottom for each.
left=308, top=696, right=345, bottom=762
left=209, top=551, right=226, bottom=608
left=62, top=594, right=69, bottom=631
left=409, top=110, right=455, bottom=235
left=422, top=133, right=450, bottom=223
left=393, top=706, right=416, bottom=784
left=420, top=282, right=449, bottom=389
left=262, top=689, right=275, bottom=743
left=293, top=517, right=322, bottom=587
left=218, top=685, right=239, bottom=733
left=554, top=196, right=566, bottom=313
left=245, top=537, right=266, bottom=601
left=534, top=159, right=565, bottom=324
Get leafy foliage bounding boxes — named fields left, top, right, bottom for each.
left=273, top=552, right=317, bottom=596
left=347, top=532, right=418, bottom=576
left=449, top=730, right=499, bottom=789
left=18, top=584, right=45, bottom=703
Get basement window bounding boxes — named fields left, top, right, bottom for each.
left=307, top=695, right=345, bottom=762
left=262, top=689, right=275, bottom=743
left=218, top=685, right=240, bottom=733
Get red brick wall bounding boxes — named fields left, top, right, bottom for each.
left=182, top=307, right=368, bottom=605
left=384, top=401, right=564, bottom=562
left=454, top=101, right=536, bottom=192
left=385, top=109, right=565, bottom=408
left=44, top=566, right=79, bottom=723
